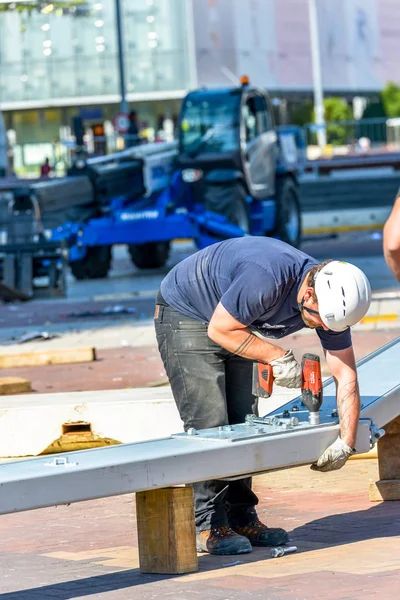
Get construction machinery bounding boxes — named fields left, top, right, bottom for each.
left=0, top=78, right=303, bottom=297
left=50, top=78, right=302, bottom=281
left=0, top=181, right=67, bottom=300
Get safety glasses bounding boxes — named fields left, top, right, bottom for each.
left=298, top=296, right=320, bottom=318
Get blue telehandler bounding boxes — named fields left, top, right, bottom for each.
left=56, top=78, right=302, bottom=280
left=0, top=79, right=302, bottom=296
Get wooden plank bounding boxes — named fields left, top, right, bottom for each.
left=382, top=416, right=400, bottom=436
left=378, top=416, right=400, bottom=481
left=369, top=479, right=400, bottom=502
left=370, top=416, right=400, bottom=502
left=0, top=377, right=31, bottom=395
left=0, top=348, right=96, bottom=369
left=136, top=486, right=198, bottom=575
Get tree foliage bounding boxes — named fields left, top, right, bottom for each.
left=290, top=102, right=313, bottom=127
left=322, top=98, right=353, bottom=145
left=381, top=82, right=400, bottom=118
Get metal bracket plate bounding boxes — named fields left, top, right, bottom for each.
left=172, top=418, right=335, bottom=443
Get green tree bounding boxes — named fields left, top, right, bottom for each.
left=381, top=82, right=400, bottom=118
left=290, top=102, right=314, bottom=127
left=359, top=97, right=387, bottom=142
left=361, top=98, right=387, bottom=119
left=290, top=97, right=354, bottom=145
left=322, top=98, right=353, bottom=145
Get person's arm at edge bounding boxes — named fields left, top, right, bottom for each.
left=325, top=345, right=360, bottom=449
left=208, top=301, right=285, bottom=363
left=383, top=196, right=400, bottom=282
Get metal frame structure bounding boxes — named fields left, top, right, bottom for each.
left=0, top=338, right=399, bottom=515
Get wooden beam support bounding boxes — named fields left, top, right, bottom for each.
left=369, top=416, right=400, bottom=502
left=0, top=377, right=31, bottom=395
left=136, top=486, right=198, bottom=574
left=0, top=347, right=96, bottom=369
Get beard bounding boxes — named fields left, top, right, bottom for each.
left=301, top=312, right=319, bottom=329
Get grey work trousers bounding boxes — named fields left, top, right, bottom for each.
left=154, top=298, right=259, bottom=531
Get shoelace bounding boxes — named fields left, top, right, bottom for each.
left=212, top=526, right=234, bottom=537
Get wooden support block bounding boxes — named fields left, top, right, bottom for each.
left=370, top=416, right=400, bottom=502
left=0, top=377, right=31, bottom=395
left=369, top=479, right=400, bottom=502
left=377, top=416, right=400, bottom=481
left=0, top=347, right=96, bottom=369
left=136, top=486, right=198, bottom=575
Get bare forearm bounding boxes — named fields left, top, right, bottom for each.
left=208, top=325, right=284, bottom=363
left=383, top=199, right=400, bottom=282
left=325, top=347, right=360, bottom=448
left=384, top=247, right=400, bottom=282
left=336, top=377, right=360, bottom=448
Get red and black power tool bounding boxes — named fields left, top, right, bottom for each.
left=252, top=361, right=273, bottom=399
left=252, top=353, right=323, bottom=423
left=300, top=353, right=323, bottom=424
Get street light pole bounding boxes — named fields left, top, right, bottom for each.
left=308, top=0, right=326, bottom=147
left=115, top=0, right=128, bottom=114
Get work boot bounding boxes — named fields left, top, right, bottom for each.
left=196, top=526, right=252, bottom=555
left=233, top=519, right=289, bottom=547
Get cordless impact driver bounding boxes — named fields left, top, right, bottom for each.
left=252, top=353, right=323, bottom=424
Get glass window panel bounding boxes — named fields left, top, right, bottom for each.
left=0, top=0, right=191, bottom=103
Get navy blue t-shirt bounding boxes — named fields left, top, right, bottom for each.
left=160, top=237, right=351, bottom=351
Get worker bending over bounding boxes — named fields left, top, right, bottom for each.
left=154, top=237, right=371, bottom=556
left=383, top=189, right=400, bottom=281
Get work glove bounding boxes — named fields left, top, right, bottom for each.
left=311, top=436, right=355, bottom=472
left=269, top=350, right=302, bottom=388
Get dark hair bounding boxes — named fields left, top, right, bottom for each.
left=306, top=259, right=334, bottom=301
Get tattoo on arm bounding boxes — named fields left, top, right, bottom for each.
left=337, top=378, right=359, bottom=438
left=233, top=333, right=256, bottom=357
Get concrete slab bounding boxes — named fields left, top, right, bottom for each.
left=0, top=384, right=300, bottom=457
left=0, top=459, right=398, bottom=599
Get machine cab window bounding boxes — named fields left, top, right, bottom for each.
left=242, top=100, right=257, bottom=143
left=179, top=92, right=241, bottom=157
left=242, top=94, right=272, bottom=144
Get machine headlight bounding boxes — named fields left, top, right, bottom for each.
left=182, top=169, right=203, bottom=183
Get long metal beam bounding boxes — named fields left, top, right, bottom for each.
left=0, top=337, right=399, bottom=515
left=266, top=337, right=400, bottom=431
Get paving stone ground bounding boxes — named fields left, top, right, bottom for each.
left=3, top=327, right=400, bottom=394
left=0, top=459, right=398, bottom=599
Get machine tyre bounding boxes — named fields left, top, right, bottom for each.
left=273, top=177, right=302, bottom=248
left=128, top=241, right=170, bottom=269
left=230, top=183, right=251, bottom=234
left=70, top=246, right=112, bottom=280
left=205, top=180, right=250, bottom=234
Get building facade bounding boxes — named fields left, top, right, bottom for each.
left=1, top=0, right=400, bottom=172
left=0, top=0, right=194, bottom=172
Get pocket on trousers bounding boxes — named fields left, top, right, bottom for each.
left=174, top=320, right=208, bottom=331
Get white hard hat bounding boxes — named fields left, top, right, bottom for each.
left=314, top=261, right=371, bottom=331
